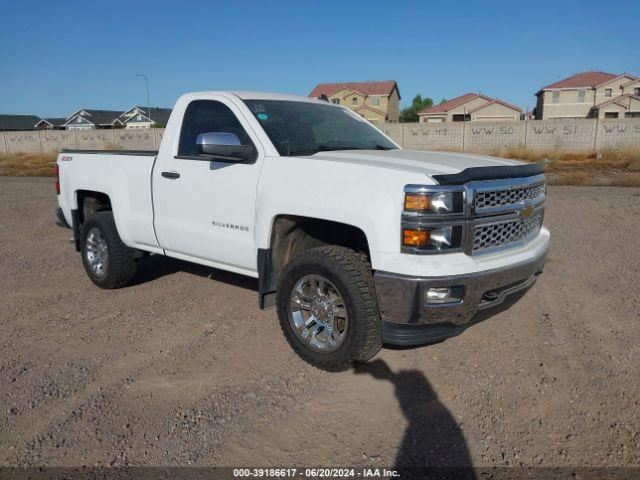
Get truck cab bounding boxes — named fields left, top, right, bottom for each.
left=56, top=91, right=549, bottom=370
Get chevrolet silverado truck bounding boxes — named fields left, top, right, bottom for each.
left=55, top=91, right=549, bottom=370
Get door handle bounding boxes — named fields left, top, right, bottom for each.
left=161, top=171, right=181, bottom=179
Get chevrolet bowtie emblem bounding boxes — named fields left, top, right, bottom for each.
left=520, top=205, right=535, bottom=218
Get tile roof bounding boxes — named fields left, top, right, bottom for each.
left=419, top=93, right=491, bottom=114
left=467, top=98, right=522, bottom=114
left=0, top=114, right=42, bottom=131
left=309, top=80, right=399, bottom=99
left=593, top=93, right=640, bottom=109
left=540, top=71, right=618, bottom=90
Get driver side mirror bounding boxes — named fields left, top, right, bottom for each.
left=196, top=132, right=256, bottom=163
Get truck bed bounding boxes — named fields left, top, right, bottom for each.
left=57, top=150, right=161, bottom=253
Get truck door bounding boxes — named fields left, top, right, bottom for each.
left=152, top=97, right=263, bottom=275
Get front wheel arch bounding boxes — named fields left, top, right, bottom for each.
left=258, top=215, right=372, bottom=309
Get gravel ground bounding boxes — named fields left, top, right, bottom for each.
left=0, top=177, right=639, bottom=469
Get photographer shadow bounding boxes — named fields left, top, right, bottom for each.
left=356, top=359, right=475, bottom=479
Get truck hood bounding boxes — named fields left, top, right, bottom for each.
left=300, top=149, right=524, bottom=176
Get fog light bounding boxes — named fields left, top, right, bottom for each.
left=425, top=286, right=464, bottom=305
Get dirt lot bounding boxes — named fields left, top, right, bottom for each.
left=1, top=177, right=639, bottom=469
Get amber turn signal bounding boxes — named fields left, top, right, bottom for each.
left=404, top=193, right=430, bottom=211
left=403, top=229, right=429, bottom=247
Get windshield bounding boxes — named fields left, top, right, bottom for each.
left=243, top=99, right=397, bottom=156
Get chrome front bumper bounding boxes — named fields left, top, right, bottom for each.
left=374, top=245, right=548, bottom=346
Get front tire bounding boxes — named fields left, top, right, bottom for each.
left=276, top=246, right=382, bottom=371
left=80, top=211, right=137, bottom=289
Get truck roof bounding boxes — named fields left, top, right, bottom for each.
left=185, top=91, right=324, bottom=103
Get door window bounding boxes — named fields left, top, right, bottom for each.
left=178, top=100, right=253, bottom=156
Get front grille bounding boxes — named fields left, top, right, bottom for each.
left=473, top=212, right=543, bottom=252
left=475, top=183, right=545, bottom=211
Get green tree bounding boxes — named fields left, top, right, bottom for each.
left=400, top=94, right=434, bottom=123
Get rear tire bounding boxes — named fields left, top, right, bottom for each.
left=80, top=211, right=137, bottom=289
left=276, top=246, right=382, bottom=371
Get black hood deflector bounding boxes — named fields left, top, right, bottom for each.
left=432, top=163, right=544, bottom=185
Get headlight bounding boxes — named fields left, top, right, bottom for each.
left=403, top=190, right=464, bottom=215
left=402, top=225, right=463, bottom=251
left=402, top=185, right=465, bottom=254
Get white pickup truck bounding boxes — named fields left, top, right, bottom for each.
left=55, top=91, right=549, bottom=370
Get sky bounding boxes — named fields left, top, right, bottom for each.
left=1, top=0, right=639, bottom=117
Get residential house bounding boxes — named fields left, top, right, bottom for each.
left=119, top=106, right=172, bottom=129
left=62, top=109, right=124, bottom=130
left=0, top=114, right=42, bottom=131
left=418, top=93, right=522, bottom=123
left=534, top=71, right=640, bottom=119
left=309, top=80, right=401, bottom=124
left=35, top=118, right=66, bottom=130
left=592, top=94, right=640, bottom=119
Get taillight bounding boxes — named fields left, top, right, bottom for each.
left=55, top=163, right=60, bottom=195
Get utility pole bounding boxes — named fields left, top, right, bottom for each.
left=136, top=74, right=152, bottom=127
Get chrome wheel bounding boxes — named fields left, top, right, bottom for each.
left=289, top=274, right=348, bottom=353
left=85, top=227, right=109, bottom=278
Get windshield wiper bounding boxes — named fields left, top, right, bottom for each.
left=288, top=144, right=396, bottom=156
left=288, top=145, right=362, bottom=156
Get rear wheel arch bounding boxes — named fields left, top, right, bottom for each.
left=75, top=190, right=113, bottom=224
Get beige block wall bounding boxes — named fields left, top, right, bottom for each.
left=114, top=129, right=157, bottom=150
left=154, top=128, right=165, bottom=149
left=525, top=119, right=597, bottom=150
left=381, top=124, right=403, bottom=145
left=0, top=128, right=162, bottom=154
left=76, top=130, right=116, bottom=150
left=0, top=132, right=7, bottom=154
left=596, top=119, right=640, bottom=149
left=2, top=121, right=638, bottom=154
left=403, top=123, right=464, bottom=150
left=464, top=121, right=524, bottom=151
left=39, top=130, right=77, bottom=151
left=5, top=131, right=41, bottom=153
